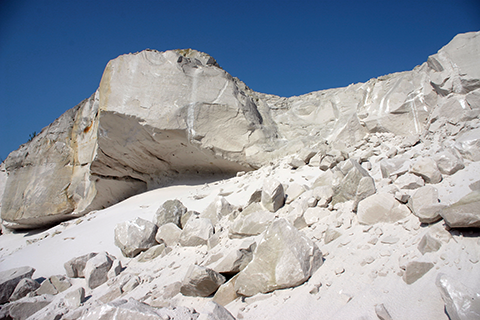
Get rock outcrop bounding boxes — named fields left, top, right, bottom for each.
left=2, top=30, right=480, bottom=320
left=2, top=31, right=480, bottom=229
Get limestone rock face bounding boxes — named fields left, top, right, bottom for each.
left=2, top=31, right=480, bottom=229
left=234, top=218, right=322, bottom=297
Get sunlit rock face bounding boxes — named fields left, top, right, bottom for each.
left=2, top=31, right=480, bottom=229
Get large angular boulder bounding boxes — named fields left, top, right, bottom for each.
left=6, top=295, right=53, bottom=320
left=408, top=186, right=445, bottom=223
left=436, top=274, right=480, bottom=320
left=234, top=218, right=322, bottom=296
left=434, top=148, right=465, bottom=175
left=0, top=266, right=35, bottom=304
left=64, top=252, right=98, bottom=278
left=154, top=199, right=187, bottom=228
left=440, top=191, right=480, bottom=228
left=84, top=251, right=114, bottom=289
left=357, top=193, right=411, bottom=225
left=155, top=222, right=182, bottom=247
left=9, top=278, right=40, bottom=302
left=229, top=210, right=275, bottom=238
left=114, top=217, right=158, bottom=257
left=455, top=128, right=480, bottom=161
left=332, top=159, right=375, bottom=209
left=261, top=178, right=285, bottom=212
left=0, top=49, right=267, bottom=229
left=180, top=265, right=226, bottom=297
left=200, top=197, right=235, bottom=225
left=410, top=157, right=442, bottom=184
left=36, top=275, right=71, bottom=295
left=78, top=298, right=198, bottom=320
left=64, top=287, right=86, bottom=309
left=179, top=217, right=214, bottom=247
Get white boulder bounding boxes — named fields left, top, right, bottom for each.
left=234, top=218, right=322, bottom=296
left=114, top=217, right=158, bottom=257
left=261, top=178, right=285, bottom=212
left=357, top=193, right=411, bottom=225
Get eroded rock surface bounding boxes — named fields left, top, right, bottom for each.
left=3, top=32, right=480, bottom=229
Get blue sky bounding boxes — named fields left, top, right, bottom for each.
left=1, top=0, right=479, bottom=161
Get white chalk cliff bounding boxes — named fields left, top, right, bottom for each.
left=1, top=31, right=480, bottom=320
left=1, top=32, right=480, bottom=229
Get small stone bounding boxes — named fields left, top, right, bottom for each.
left=381, top=236, right=399, bottom=244
left=375, top=303, right=393, bottom=320
left=417, top=233, right=442, bottom=254
left=108, top=259, right=123, bottom=279
left=324, top=228, right=342, bottom=244
left=199, top=301, right=236, bottom=320
left=335, top=267, right=345, bottom=275
left=403, top=261, right=434, bottom=284
left=386, top=147, right=398, bottom=158
left=395, top=191, right=410, bottom=204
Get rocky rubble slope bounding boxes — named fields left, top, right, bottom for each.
left=0, top=31, right=479, bottom=319
left=0, top=125, right=480, bottom=319
left=2, top=31, right=480, bottom=229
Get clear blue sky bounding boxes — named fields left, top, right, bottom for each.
left=1, top=0, right=479, bottom=161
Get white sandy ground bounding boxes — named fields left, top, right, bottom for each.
left=0, top=159, right=479, bottom=319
